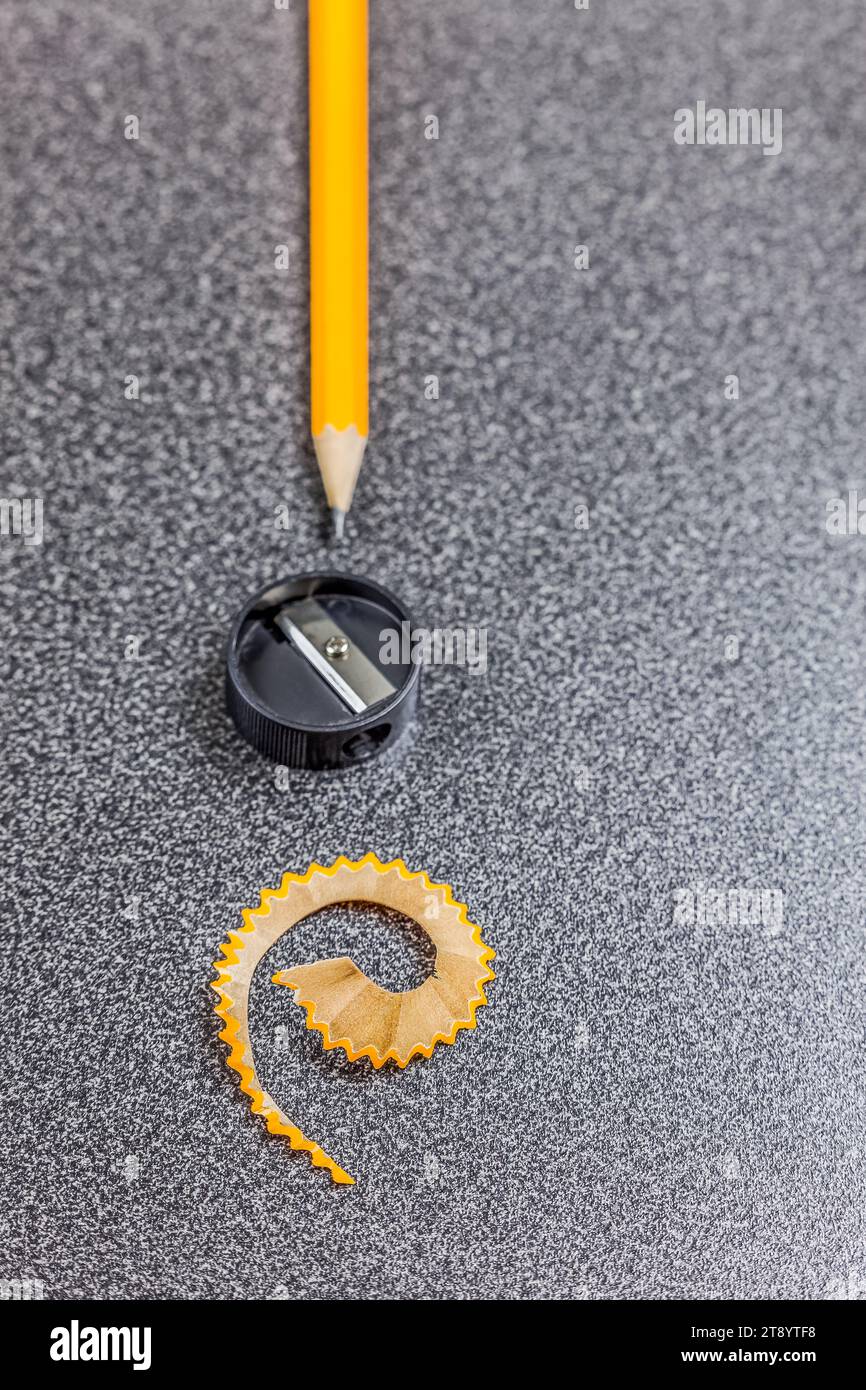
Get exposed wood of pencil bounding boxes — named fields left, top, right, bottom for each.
left=309, top=0, right=368, bottom=522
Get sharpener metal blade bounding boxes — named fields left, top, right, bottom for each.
left=274, top=597, right=397, bottom=717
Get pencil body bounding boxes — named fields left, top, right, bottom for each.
left=309, top=0, right=368, bottom=519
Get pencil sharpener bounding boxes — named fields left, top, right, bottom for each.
left=226, top=573, right=420, bottom=769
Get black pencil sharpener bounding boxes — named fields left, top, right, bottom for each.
left=226, top=572, right=420, bottom=769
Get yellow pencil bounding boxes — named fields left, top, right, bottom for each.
left=309, top=0, right=368, bottom=538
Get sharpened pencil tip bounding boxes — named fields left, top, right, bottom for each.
left=331, top=507, right=345, bottom=540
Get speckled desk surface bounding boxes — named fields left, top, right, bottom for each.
left=1, top=0, right=864, bottom=1300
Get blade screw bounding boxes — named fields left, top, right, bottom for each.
left=324, top=635, right=350, bottom=660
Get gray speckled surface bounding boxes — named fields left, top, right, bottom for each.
left=1, top=0, right=865, bottom=1301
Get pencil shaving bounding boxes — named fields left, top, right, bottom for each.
left=211, top=853, right=495, bottom=1184
left=274, top=874, right=494, bottom=1069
